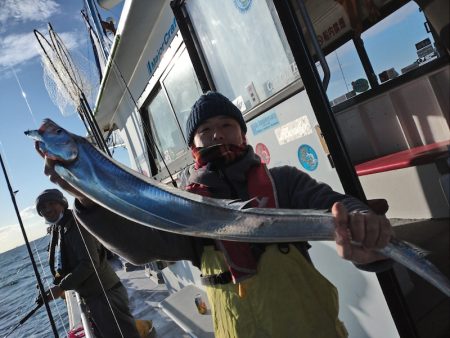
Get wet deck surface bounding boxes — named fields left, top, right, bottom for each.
left=112, top=261, right=190, bottom=338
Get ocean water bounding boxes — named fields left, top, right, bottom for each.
left=0, top=237, right=68, bottom=337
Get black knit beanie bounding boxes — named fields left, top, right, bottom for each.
left=186, top=91, right=247, bottom=145
left=35, top=189, right=68, bottom=216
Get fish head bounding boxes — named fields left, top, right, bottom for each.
left=25, top=119, right=78, bottom=163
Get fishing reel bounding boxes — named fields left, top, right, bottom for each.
left=34, top=284, right=45, bottom=306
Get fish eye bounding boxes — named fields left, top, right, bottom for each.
left=56, top=129, right=62, bottom=134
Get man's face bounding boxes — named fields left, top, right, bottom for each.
left=193, top=116, right=245, bottom=148
left=40, top=201, right=65, bottom=223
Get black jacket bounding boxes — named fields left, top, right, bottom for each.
left=52, top=209, right=119, bottom=298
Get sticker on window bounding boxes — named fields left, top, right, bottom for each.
left=250, top=111, right=280, bottom=135
left=298, top=144, right=318, bottom=171
left=255, top=143, right=271, bottom=164
left=275, top=116, right=312, bottom=145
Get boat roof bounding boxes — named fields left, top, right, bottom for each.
left=93, top=0, right=167, bottom=132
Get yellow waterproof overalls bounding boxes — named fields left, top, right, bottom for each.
left=201, top=244, right=348, bottom=338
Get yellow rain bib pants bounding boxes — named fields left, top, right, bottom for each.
left=201, top=244, right=348, bottom=338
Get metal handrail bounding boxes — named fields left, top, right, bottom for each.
left=75, top=292, right=96, bottom=338
left=295, top=0, right=331, bottom=90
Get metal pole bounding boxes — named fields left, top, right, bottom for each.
left=84, top=0, right=109, bottom=61
left=353, top=36, right=379, bottom=89
left=0, top=153, right=59, bottom=338
left=77, top=103, right=105, bottom=153
left=80, top=92, right=112, bottom=157
left=75, top=292, right=96, bottom=338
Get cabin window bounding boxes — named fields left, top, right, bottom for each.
left=317, top=40, right=370, bottom=106
left=162, top=48, right=203, bottom=140
left=145, top=87, right=187, bottom=167
left=361, top=1, right=438, bottom=84
left=143, top=46, right=202, bottom=176
left=185, top=0, right=299, bottom=112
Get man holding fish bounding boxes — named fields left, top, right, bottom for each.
left=37, top=92, right=394, bottom=337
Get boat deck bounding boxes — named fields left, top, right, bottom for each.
left=112, top=260, right=191, bottom=338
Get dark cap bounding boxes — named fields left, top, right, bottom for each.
left=185, top=91, right=247, bottom=145
left=35, top=189, right=68, bottom=216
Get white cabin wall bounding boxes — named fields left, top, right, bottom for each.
left=104, top=2, right=178, bottom=176
left=336, top=65, right=450, bottom=163
left=309, top=242, right=400, bottom=338
left=110, top=2, right=179, bottom=177
left=246, top=91, right=399, bottom=338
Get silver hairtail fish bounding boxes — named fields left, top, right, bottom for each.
left=25, top=119, right=450, bottom=297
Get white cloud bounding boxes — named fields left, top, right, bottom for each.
left=20, top=205, right=38, bottom=220
left=0, top=0, right=59, bottom=26
left=0, top=210, right=46, bottom=253
left=0, top=30, right=81, bottom=69
left=0, top=224, right=15, bottom=235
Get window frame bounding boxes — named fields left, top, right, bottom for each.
left=140, top=45, right=200, bottom=180
left=311, top=0, right=449, bottom=112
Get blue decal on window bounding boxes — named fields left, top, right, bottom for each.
left=147, top=17, right=178, bottom=78
left=298, top=144, right=318, bottom=171
left=250, top=111, right=280, bottom=135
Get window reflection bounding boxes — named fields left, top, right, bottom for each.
left=186, top=0, right=299, bottom=111
left=146, top=88, right=187, bottom=167
left=163, top=49, right=203, bottom=140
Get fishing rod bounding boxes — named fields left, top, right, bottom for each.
left=3, top=302, right=44, bottom=338
left=34, top=27, right=110, bottom=157
left=0, top=152, right=59, bottom=338
left=80, top=5, right=177, bottom=183
left=47, top=23, right=111, bottom=156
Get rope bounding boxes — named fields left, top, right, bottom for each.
left=32, top=237, right=69, bottom=336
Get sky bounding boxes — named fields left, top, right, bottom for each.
left=0, top=0, right=436, bottom=253
left=0, top=0, right=124, bottom=253
left=323, top=1, right=435, bottom=100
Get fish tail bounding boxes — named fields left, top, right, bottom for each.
left=380, top=238, right=450, bottom=297
left=400, top=239, right=430, bottom=258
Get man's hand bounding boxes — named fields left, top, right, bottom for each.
left=45, top=285, right=65, bottom=301
left=35, top=141, right=94, bottom=207
left=332, top=202, right=392, bottom=265
left=35, top=294, right=44, bottom=306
